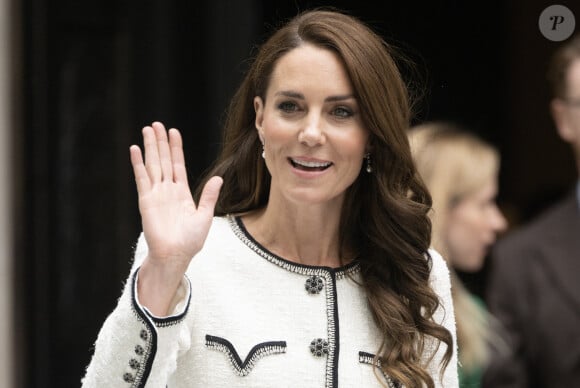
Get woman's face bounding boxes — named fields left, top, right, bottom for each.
left=254, top=44, right=369, bottom=207
left=445, top=177, right=507, bottom=272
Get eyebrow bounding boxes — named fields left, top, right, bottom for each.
left=275, top=90, right=355, bottom=102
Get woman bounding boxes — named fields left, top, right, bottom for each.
left=82, top=9, right=458, bottom=387
left=408, top=122, right=507, bottom=388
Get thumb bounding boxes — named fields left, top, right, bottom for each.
left=197, top=176, right=223, bottom=216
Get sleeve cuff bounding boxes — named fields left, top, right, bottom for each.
left=132, top=267, right=192, bottom=327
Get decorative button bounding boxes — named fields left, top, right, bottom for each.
left=305, top=275, right=324, bottom=294
left=309, top=338, right=329, bottom=357
left=140, top=329, right=148, bottom=341
left=134, top=345, right=144, bottom=356
left=123, top=372, right=135, bottom=383
left=129, top=358, right=140, bottom=369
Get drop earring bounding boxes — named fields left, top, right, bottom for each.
left=261, top=144, right=265, bottom=159
left=365, top=152, right=372, bottom=173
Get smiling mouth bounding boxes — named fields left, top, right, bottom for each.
left=289, top=158, right=332, bottom=171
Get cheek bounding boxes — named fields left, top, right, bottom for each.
left=447, top=211, right=482, bottom=252
left=261, top=115, right=294, bottom=144
left=336, top=131, right=368, bottom=158
left=447, top=211, right=490, bottom=270
left=262, top=119, right=291, bottom=152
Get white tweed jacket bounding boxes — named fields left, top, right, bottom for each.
left=82, top=215, right=458, bottom=387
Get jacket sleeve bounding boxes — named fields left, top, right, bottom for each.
left=81, top=233, right=192, bottom=388
left=427, top=249, right=460, bottom=388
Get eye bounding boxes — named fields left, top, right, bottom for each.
left=332, top=106, right=354, bottom=118
left=277, top=101, right=300, bottom=113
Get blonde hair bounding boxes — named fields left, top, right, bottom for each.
left=408, top=121, right=501, bottom=373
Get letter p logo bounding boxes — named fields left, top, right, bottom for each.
left=550, top=15, right=565, bottom=30
left=539, top=5, right=576, bottom=41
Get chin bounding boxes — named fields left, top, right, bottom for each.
left=465, top=259, right=485, bottom=273
left=455, top=255, right=485, bottom=273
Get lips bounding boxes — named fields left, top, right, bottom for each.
left=289, top=157, right=332, bottom=171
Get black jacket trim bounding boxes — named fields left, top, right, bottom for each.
left=230, top=215, right=360, bottom=277
left=329, top=271, right=339, bottom=388
left=130, top=268, right=158, bottom=388
left=205, top=335, right=287, bottom=376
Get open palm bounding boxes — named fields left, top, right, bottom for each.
left=130, top=122, right=222, bottom=272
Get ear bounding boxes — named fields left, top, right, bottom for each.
left=551, top=98, right=576, bottom=143
left=254, top=96, right=265, bottom=143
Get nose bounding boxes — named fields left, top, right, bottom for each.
left=298, top=114, right=325, bottom=147
left=490, top=204, right=508, bottom=233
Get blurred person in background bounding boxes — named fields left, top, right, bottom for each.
left=409, top=122, right=508, bottom=388
left=483, top=34, right=580, bottom=388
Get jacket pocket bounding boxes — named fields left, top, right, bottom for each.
left=205, top=334, right=287, bottom=376
left=359, top=351, right=402, bottom=388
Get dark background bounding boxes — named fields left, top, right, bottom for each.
left=13, top=0, right=579, bottom=386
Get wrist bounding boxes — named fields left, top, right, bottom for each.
left=137, top=257, right=187, bottom=316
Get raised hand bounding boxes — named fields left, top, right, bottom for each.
left=130, top=122, right=222, bottom=315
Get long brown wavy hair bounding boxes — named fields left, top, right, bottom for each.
left=195, top=8, right=453, bottom=387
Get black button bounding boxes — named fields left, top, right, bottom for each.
left=129, top=358, right=140, bottom=369
left=135, top=345, right=144, bottom=356
left=123, top=373, right=135, bottom=383
left=309, top=338, right=329, bottom=357
left=305, top=275, right=324, bottom=294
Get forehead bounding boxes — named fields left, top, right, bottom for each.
left=267, top=44, right=353, bottom=96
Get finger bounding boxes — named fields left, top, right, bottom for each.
left=152, top=122, right=173, bottom=182
left=168, top=128, right=189, bottom=185
left=130, top=145, right=151, bottom=193
left=197, top=176, right=223, bottom=218
left=143, top=125, right=161, bottom=182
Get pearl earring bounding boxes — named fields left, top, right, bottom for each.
left=365, top=153, right=372, bottom=173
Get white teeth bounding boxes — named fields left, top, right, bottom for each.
left=291, top=159, right=331, bottom=168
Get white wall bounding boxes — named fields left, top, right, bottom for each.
left=0, top=0, right=16, bottom=386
